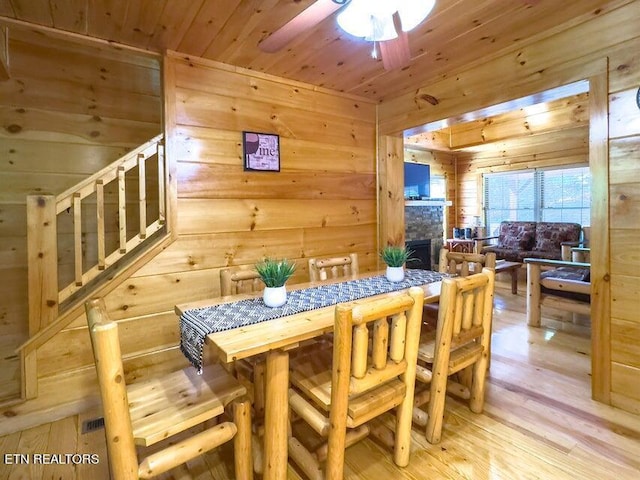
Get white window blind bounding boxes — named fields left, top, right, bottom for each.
left=483, top=165, right=590, bottom=236
left=483, top=170, right=535, bottom=236
left=539, top=166, right=591, bottom=225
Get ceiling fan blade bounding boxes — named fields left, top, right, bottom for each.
left=379, top=31, right=410, bottom=70
left=259, top=0, right=345, bottom=53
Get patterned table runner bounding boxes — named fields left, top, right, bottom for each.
left=180, top=269, right=446, bottom=372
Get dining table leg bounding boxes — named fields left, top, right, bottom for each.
left=263, top=348, right=289, bottom=480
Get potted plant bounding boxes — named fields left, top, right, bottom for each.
left=255, top=258, right=296, bottom=307
left=381, top=246, right=413, bottom=282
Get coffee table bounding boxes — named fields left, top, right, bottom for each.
left=495, top=260, right=521, bottom=294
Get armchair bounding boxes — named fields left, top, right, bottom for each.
left=524, top=258, right=590, bottom=327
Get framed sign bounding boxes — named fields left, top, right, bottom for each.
left=243, top=131, right=280, bottom=172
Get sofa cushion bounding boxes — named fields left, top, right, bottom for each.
left=540, top=266, right=590, bottom=303
left=483, top=247, right=565, bottom=262
left=498, top=221, right=536, bottom=250
left=533, top=222, right=581, bottom=253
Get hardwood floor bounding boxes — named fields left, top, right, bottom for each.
left=2, top=284, right=640, bottom=479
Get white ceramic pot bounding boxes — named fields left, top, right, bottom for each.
left=263, top=285, right=287, bottom=308
left=385, top=266, right=405, bottom=282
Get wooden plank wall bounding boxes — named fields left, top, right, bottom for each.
left=378, top=1, right=640, bottom=413
left=608, top=83, right=640, bottom=413
left=0, top=28, right=161, bottom=402
left=27, top=52, right=378, bottom=412
left=456, top=126, right=590, bottom=233
left=403, top=148, right=456, bottom=237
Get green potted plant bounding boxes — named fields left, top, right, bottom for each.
left=380, top=246, right=413, bottom=282
left=255, top=258, right=296, bottom=307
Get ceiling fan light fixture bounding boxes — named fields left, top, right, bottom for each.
left=336, top=0, right=434, bottom=41
left=337, top=0, right=396, bottom=41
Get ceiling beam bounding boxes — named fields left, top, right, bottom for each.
left=448, top=92, right=589, bottom=150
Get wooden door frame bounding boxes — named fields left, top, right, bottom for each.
left=377, top=58, right=611, bottom=403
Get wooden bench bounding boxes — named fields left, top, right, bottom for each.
left=524, top=258, right=590, bottom=327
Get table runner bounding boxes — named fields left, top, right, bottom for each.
left=180, top=269, right=446, bottom=373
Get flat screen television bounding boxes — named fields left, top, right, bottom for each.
left=404, top=162, right=430, bottom=199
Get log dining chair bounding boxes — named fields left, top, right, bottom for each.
left=85, top=298, right=253, bottom=480
left=308, top=253, right=359, bottom=282
left=219, top=267, right=268, bottom=419
left=219, top=266, right=270, bottom=474
left=220, top=266, right=263, bottom=296
left=287, top=287, right=425, bottom=480
left=423, top=249, right=496, bottom=325
left=413, top=268, right=495, bottom=444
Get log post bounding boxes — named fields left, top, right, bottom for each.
left=526, top=263, right=542, bottom=327
left=27, top=195, right=59, bottom=336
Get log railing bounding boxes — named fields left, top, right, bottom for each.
left=26, top=134, right=165, bottom=335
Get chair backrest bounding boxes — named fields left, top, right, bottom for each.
left=308, top=253, right=359, bottom=282
left=220, top=267, right=262, bottom=296
left=85, top=298, right=139, bottom=478
left=434, top=268, right=495, bottom=376
left=329, top=286, right=424, bottom=472
left=438, top=248, right=496, bottom=277
left=332, top=287, right=424, bottom=416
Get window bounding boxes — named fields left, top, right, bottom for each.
left=483, top=165, right=590, bottom=236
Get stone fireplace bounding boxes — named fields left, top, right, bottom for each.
left=405, top=202, right=445, bottom=271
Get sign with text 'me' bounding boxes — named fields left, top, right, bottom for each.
left=243, top=131, right=280, bottom=172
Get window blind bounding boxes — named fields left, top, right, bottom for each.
left=483, top=165, right=590, bottom=236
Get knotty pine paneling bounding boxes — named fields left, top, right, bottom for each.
left=610, top=89, right=640, bottom=138
left=176, top=198, right=376, bottom=235
left=175, top=125, right=374, bottom=173
left=611, top=318, right=640, bottom=369
left=610, top=229, right=640, bottom=277
left=177, top=163, right=375, bottom=200
left=0, top=29, right=160, bottom=401
left=610, top=137, right=640, bottom=184
left=448, top=93, right=589, bottom=150
left=378, top=2, right=640, bottom=135
left=455, top=128, right=589, bottom=231
left=610, top=183, right=640, bottom=229
left=36, top=311, right=180, bottom=378
left=612, top=363, right=640, bottom=407
left=0, top=105, right=159, bottom=146
left=1, top=139, right=130, bottom=175
left=172, top=57, right=375, bottom=123
left=607, top=56, right=640, bottom=410
left=610, top=273, right=640, bottom=326
left=175, top=89, right=373, bottom=148
left=135, top=224, right=376, bottom=277
left=377, top=1, right=640, bottom=413
left=33, top=55, right=377, bottom=392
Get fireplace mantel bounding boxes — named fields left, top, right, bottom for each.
left=405, top=199, right=452, bottom=207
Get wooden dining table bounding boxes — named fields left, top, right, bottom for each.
left=175, top=270, right=442, bottom=480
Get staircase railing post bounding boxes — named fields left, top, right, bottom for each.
left=27, top=194, right=59, bottom=336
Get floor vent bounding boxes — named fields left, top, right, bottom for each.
left=81, top=417, right=105, bottom=434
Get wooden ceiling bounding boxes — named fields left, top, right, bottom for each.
left=0, top=0, right=615, bottom=102
left=405, top=82, right=590, bottom=153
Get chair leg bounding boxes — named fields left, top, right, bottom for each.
left=425, top=369, right=448, bottom=444
left=469, top=355, right=489, bottom=414
left=394, top=389, right=416, bottom=467
left=233, top=400, right=253, bottom=480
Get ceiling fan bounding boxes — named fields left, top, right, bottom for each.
left=259, top=0, right=436, bottom=71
